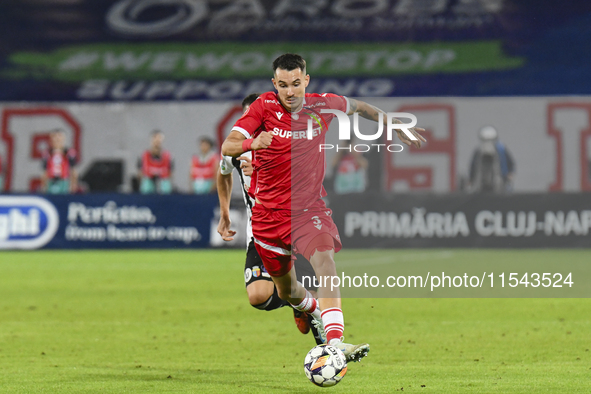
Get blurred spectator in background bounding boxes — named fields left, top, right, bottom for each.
left=41, top=129, right=78, bottom=194
left=138, top=130, right=173, bottom=194
left=468, top=126, right=515, bottom=193
left=190, top=137, right=218, bottom=194
left=330, top=139, right=368, bottom=195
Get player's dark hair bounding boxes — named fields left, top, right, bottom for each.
left=200, top=137, right=214, bottom=148
left=151, top=129, right=163, bottom=137
left=273, top=53, right=306, bottom=75
left=242, top=93, right=260, bottom=110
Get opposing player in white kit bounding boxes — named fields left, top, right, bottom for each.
left=217, top=93, right=323, bottom=344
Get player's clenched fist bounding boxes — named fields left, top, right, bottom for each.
left=251, top=131, right=273, bottom=150
left=217, top=215, right=236, bottom=241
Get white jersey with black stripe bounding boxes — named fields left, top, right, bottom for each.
left=219, top=151, right=254, bottom=247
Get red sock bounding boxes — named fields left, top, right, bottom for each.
left=321, top=307, right=344, bottom=344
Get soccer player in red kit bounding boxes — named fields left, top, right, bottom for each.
left=222, top=54, right=426, bottom=361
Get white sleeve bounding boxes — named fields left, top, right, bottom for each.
left=219, top=155, right=234, bottom=176
left=343, top=96, right=351, bottom=114
left=231, top=126, right=252, bottom=139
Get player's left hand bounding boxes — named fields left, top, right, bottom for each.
left=237, top=155, right=253, bottom=177
left=397, top=127, right=427, bottom=148
left=217, top=215, right=236, bottom=241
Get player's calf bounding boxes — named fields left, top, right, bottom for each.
left=275, top=276, right=304, bottom=303
left=309, top=250, right=341, bottom=311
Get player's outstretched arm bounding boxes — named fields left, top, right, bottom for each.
left=347, top=98, right=427, bottom=148
left=216, top=169, right=236, bottom=241
left=221, top=130, right=273, bottom=157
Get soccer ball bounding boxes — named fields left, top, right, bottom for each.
left=303, top=344, right=348, bottom=387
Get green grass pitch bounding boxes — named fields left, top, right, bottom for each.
left=0, top=249, right=589, bottom=393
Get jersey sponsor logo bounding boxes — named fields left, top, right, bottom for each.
left=275, top=111, right=283, bottom=120
left=271, top=126, right=322, bottom=140
left=265, top=99, right=279, bottom=105
left=0, top=196, right=59, bottom=249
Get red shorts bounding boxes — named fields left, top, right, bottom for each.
left=252, top=200, right=342, bottom=277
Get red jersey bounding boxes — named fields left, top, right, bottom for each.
left=141, top=150, right=172, bottom=178
left=190, top=152, right=217, bottom=181
left=43, top=148, right=78, bottom=179
left=232, top=91, right=349, bottom=211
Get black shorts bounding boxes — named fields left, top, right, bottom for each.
left=244, top=238, right=317, bottom=291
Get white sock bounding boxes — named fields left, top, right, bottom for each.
left=291, top=289, right=321, bottom=321
left=321, top=307, right=345, bottom=344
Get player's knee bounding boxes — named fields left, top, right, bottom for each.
left=247, top=282, right=274, bottom=307
left=249, top=291, right=271, bottom=307
left=248, top=283, right=287, bottom=311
